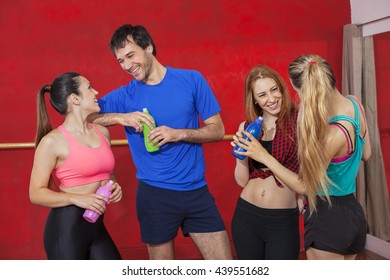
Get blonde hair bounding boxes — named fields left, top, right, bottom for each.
left=288, top=54, right=336, bottom=212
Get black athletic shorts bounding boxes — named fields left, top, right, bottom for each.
left=136, top=180, right=226, bottom=244
left=304, top=194, right=367, bottom=255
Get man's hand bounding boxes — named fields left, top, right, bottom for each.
left=147, top=113, right=224, bottom=146
left=148, top=126, right=181, bottom=146
left=115, top=112, right=154, bottom=132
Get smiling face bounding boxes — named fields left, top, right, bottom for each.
left=115, top=36, right=154, bottom=83
left=77, top=76, right=100, bottom=114
left=252, top=77, right=282, bottom=117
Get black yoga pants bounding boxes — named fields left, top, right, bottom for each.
left=232, top=197, right=300, bottom=260
left=44, top=205, right=121, bottom=260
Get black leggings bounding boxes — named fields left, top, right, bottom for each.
left=231, top=197, right=300, bottom=260
left=44, top=205, right=121, bottom=260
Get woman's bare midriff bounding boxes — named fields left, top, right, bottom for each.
left=240, top=176, right=297, bottom=209
left=59, top=180, right=109, bottom=195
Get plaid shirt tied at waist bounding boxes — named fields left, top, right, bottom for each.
left=248, top=109, right=299, bottom=188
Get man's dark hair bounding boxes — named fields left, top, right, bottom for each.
left=109, top=24, right=157, bottom=56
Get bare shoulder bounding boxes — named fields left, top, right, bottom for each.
left=93, top=123, right=110, bottom=140
left=36, top=128, right=67, bottom=156
left=344, top=95, right=366, bottom=113
left=345, top=94, right=361, bottom=103
left=40, top=129, right=65, bottom=146
left=344, top=95, right=368, bottom=130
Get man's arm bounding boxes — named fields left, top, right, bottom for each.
left=88, top=112, right=154, bottom=133
left=180, top=112, right=225, bottom=143
left=147, top=113, right=225, bottom=146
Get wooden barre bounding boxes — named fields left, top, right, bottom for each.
left=0, top=135, right=234, bottom=150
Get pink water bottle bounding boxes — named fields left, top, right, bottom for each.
left=83, top=180, right=113, bottom=223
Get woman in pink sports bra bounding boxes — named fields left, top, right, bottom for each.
left=29, top=72, right=122, bottom=259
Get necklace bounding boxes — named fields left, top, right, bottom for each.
left=262, top=126, right=275, bottom=141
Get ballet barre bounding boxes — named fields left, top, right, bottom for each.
left=0, top=135, right=234, bottom=150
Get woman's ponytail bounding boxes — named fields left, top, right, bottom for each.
left=35, top=84, right=52, bottom=146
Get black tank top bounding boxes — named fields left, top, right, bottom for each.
left=252, top=140, right=273, bottom=169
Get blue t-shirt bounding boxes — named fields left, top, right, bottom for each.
left=323, top=97, right=366, bottom=196
left=98, top=66, right=221, bottom=191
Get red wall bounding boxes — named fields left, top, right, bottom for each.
left=375, top=31, right=390, bottom=202
left=1, top=0, right=388, bottom=260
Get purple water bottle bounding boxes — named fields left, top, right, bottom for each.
left=232, top=116, right=263, bottom=160
left=83, top=180, right=113, bottom=223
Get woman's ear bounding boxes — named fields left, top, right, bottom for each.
left=69, top=93, right=81, bottom=106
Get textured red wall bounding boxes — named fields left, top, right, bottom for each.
left=1, top=0, right=387, bottom=260
left=375, top=31, right=390, bottom=201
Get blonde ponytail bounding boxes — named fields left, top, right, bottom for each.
left=289, top=54, right=336, bottom=212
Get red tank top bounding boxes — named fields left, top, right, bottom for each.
left=55, top=124, right=115, bottom=187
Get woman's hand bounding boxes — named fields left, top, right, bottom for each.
left=232, top=130, right=270, bottom=164
left=70, top=193, right=109, bottom=215
left=230, top=128, right=244, bottom=148
left=109, top=181, right=123, bottom=203
left=68, top=181, right=122, bottom=214
left=297, top=195, right=306, bottom=215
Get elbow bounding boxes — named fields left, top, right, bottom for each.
left=295, top=183, right=307, bottom=195
left=297, top=189, right=306, bottom=195
left=290, top=183, right=306, bottom=195
left=29, top=190, right=43, bottom=206
left=29, top=193, right=38, bottom=205
left=217, top=124, right=225, bottom=141
left=234, top=176, right=248, bottom=189
left=362, top=153, right=371, bottom=162
left=362, top=149, right=371, bottom=162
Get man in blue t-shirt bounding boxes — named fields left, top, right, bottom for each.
left=90, top=24, right=232, bottom=260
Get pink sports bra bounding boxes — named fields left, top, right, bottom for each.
left=55, top=124, right=115, bottom=188
left=329, top=122, right=353, bottom=163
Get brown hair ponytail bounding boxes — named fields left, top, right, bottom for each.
left=35, top=72, right=81, bottom=147
left=35, top=84, right=52, bottom=146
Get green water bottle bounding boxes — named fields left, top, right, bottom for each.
left=142, top=108, right=159, bottom=152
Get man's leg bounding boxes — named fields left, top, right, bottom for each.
left=137, top=182, right=180, bottom=260
left=190, top=231, right=233, bottom=260
left=147, top=240, right=175, bottom=260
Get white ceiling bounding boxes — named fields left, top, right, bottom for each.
left=350, top=0, right=390, bottom=36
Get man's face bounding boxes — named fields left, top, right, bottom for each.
left=115, top=36, right=153, bottom=83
